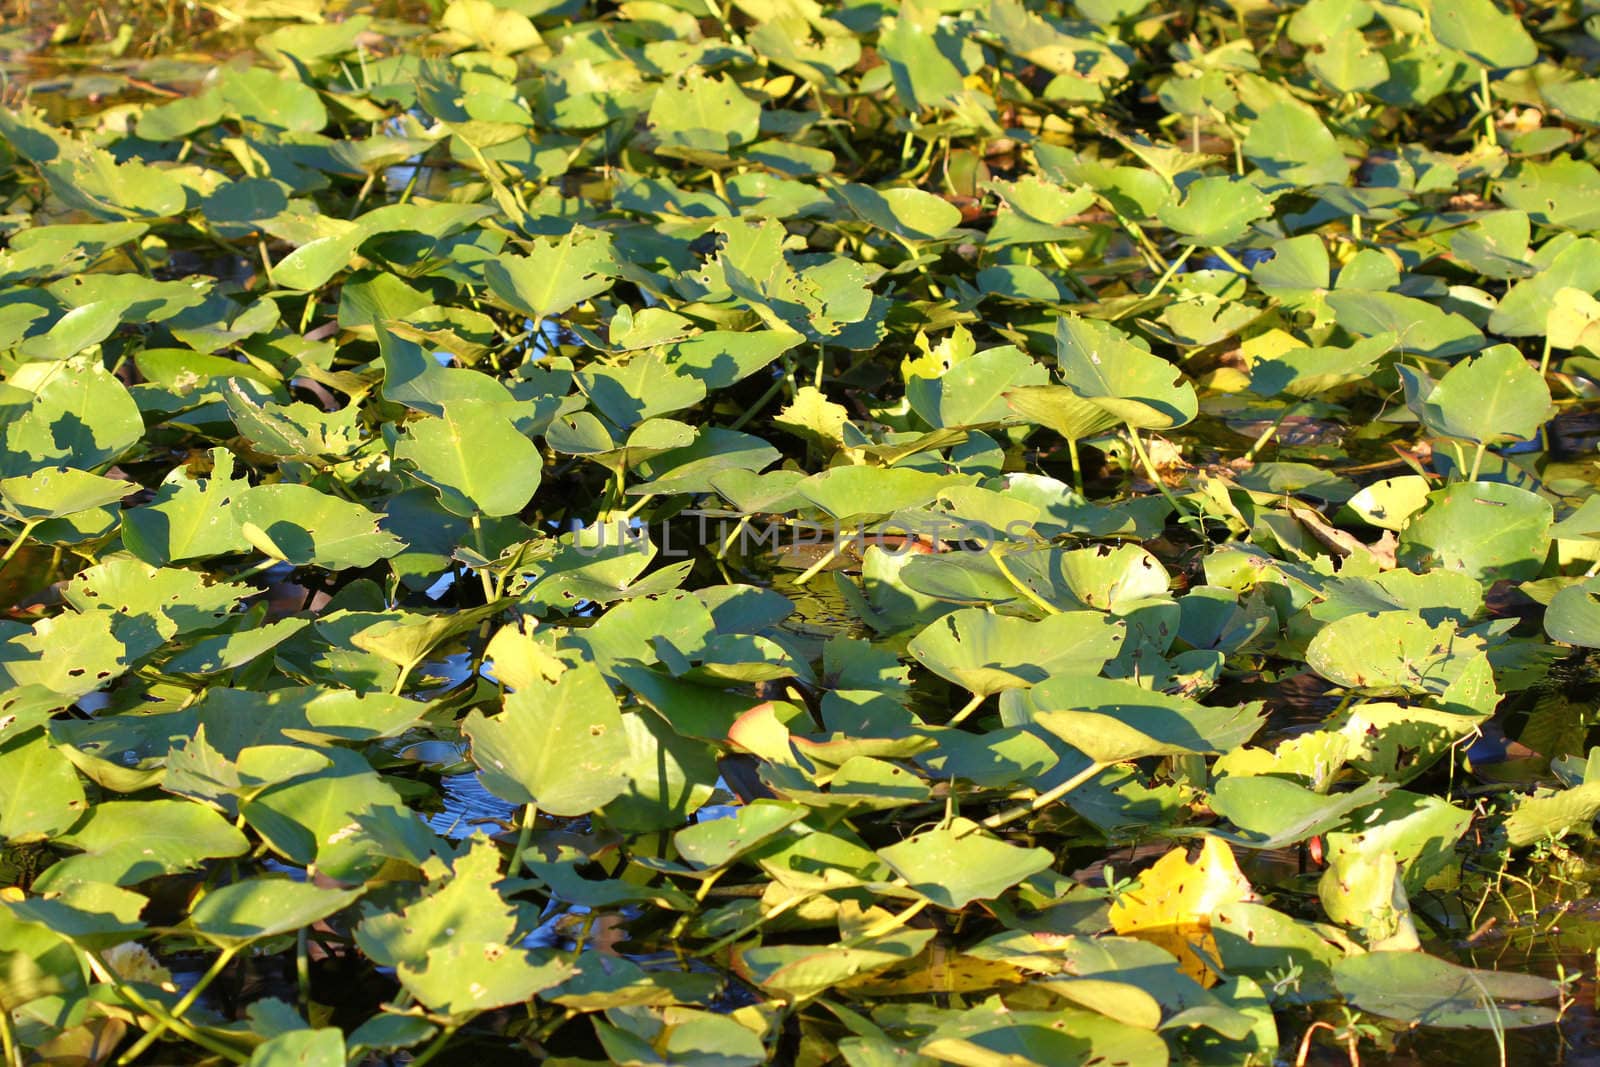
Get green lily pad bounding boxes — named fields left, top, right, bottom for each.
left=797, top=466, right=971, bottom=520
left=0, top=730, right=88, bottom=844
left=907, top=608, right=1124, bottom=697
left=1242, top=102, right=1351, bottom=186
left=484, top=229, right=617, bottom=325
left=1306, top=611, right=1485, bottom=694
left=464, top=664, right=631, bottom=817
left=1397, top=482, right=1553, bottom=583
left=876, top=818, right=1053, bottom=909
left=33, top=799, right=248, bottom=890
left=235, top=484, right=405, bottom=570
left=1209, top=776, right=1392, bottom=850
left=907, top=345, right=1048, bottom=428
left=1398, top=344, right=1551, bottom=445
left=0, top=468, right=135, bottom=521
left=836, top=184, right=963, bottom=242
left=249, top=1029, right=346, bottom=1067
left=396, top=400, right=542, bottom=517
left=1030, top=676, right=1265, bottom=764
left=1054, top=316, right=1197, bottom=429
left=188, top=878, right=363, bottom=948
left=1429, top=0, right=1537, bottom=69
left=1334, top=952, right=1558, bottom=1028
left=1158, top=177, right=1273, bottom=247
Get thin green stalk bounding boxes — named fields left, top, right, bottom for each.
left=900, top=134, right=940, bottom=181
left=807, top=83, right=862, bottom=166
left=391, top=658, right=419, bottom=697
left=793, top=538, right=847, bottom=587
left=1539, top=334, right=1554, bottom=379
left=705, top=166, right=729, bottom=203
left=1044, top=243, right=1095, bottom=300
left=1207, top=246, right=1251, bottom=274
left=729, top=374, right=786, bottom=431
left=118, top=946, right=238, bottom=1064
left=85, top=952, right=247, bottom=1064
left=992, top=550, right=1059, bottom=617
left=1479, top=68, right=1495, bottom=144
left=124, top=240, right=155, bottom=278
left=572, top=912, right=597, bottom=956
left=0, top=518, right=41, bottom=578
left=407, top=1022, right=461, bottom=1067
left=1147, top=244, right=1195, bottom=299
left=470, top=514, right=496, bottom=604
left=1468, top=441, right=1488, bottom=483
left=1126, top=424, right=1189, bottom=520
left=1065, top=437, right=1084, bottom=495
left=256, top=236, right=275, bottom=287
left=347, top=170, right=377, bottom=218
left=701, top=0, right=739, bottom=41
left=527, top=1007, right=579, bottom=1046
left=669, top=868, right=722, bottom=943
left=509, top=802, right=538, bottom=878
left=608, top=467, right=627, bottom=516
left=494, top=325, right=536, bottom=363
left=1245, top=402, right=1300, bottom=462
left=398, top=160, right=425, bottom=205
left=718, top=514, right=751, bottom=559
left=947, top=691, right=987, bottom=727
left=1464, top=969, right=1508, bottom=1067
left=890, top=232, right=944, bottom=299
left=297, top=928, right=312, bottom=1013
left=692, top=890, right=818, bottom=958
left=1116, top=214, right=1168, bottom=272
left=855, top=897, right=929, bottom=940
left=982, top=761, right=1108, bottom=830
left=233, top=556, right=283, bottom=583
left=1209, top=107, right=1244, bottom=175
left=1, top=1005, right=20, bottom=1067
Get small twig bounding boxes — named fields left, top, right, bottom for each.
left=1295, top=1021, right=1337, bottom=1067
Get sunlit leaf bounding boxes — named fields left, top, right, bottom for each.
left=876, top=818, right=1053, bottom=909
left=1109, top=838, right=1257, bottom=983
left=463, top=663, right=631, bottom=816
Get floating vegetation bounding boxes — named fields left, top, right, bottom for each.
left=3, top=0, right=1600, bottom=1063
